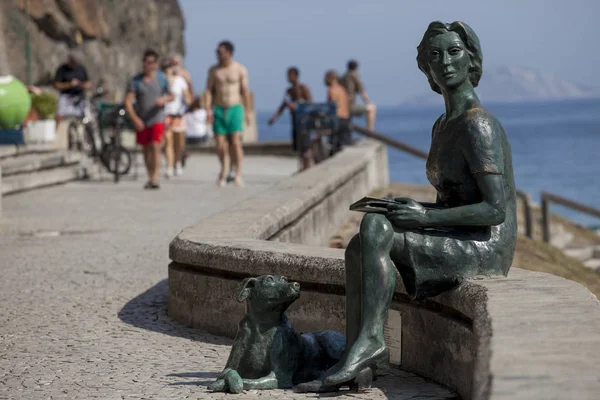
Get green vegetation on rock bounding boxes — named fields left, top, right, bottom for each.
left=31, top=93, right=57, bottom=120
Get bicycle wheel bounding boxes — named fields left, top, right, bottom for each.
left=67, top=121, right=78, bottom=150
left=112, top=145, right=121, bottom=183
left=83, top=123, right=96, bottom=157
left=107, top=145, right=132, bottom=176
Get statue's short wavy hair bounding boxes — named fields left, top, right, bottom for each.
left=417, top=21, right=483, bottom=94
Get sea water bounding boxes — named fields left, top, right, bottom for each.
left=256, top=98, right=600, bottom=227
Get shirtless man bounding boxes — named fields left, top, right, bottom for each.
left=205, top=41, right=251, bottom=187
left=268, top=67, right=313, bottom=170
left=340, top=59, right=376, bottom=130
left=325, top=70, right=351, bottom=155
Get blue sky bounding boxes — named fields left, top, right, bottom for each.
left=179, top=0, right=599, bottom=111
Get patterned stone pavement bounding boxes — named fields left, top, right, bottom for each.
left=0, top=155, right=457, bottom=399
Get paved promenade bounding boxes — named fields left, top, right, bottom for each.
left=0, top=155, right=455, bottom=399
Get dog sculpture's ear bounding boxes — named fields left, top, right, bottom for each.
left=236, top=277, right=257, bottom=302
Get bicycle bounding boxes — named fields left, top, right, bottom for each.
left=66, top=90, right=100, bottom=155
left=65, top=84, right=132, bottom=182
left=95, top=102, right=132, bottom=183
left=295, top=102, right=339, bottom=167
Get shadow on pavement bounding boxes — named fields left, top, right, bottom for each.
left=167, top=371, right=219, bottom=387
left=118, top=279, right=231, bottom=346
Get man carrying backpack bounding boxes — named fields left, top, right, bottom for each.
left=124, top=49, right=173, bottom=189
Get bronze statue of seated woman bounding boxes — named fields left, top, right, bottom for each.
left=298, top=20, right=517, bottom=393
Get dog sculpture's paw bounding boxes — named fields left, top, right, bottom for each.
left=210, top=370, right=244, bottom=394
left=209, top=379, right=227, bottom=392
left=224, top=370, right=244, bottom=394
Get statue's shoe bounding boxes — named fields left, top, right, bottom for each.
left=350, top=367, right=374, bottom=392
left=323, top=346, right=389, bottom=387
left=294, top=367, right=374, bottom=393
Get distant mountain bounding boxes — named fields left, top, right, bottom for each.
left=402, top=66, right=600, bottom=105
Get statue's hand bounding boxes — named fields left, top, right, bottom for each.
left=386, top=199, right=427, bottom=229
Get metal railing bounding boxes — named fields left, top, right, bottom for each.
left=349, top=123, right=536, bottom=238
left=541, top=192, right=600, bottom=243
left=349, top=123, right=429, bottom=159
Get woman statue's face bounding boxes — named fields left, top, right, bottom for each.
left=427, top=32, right=470, bottom=91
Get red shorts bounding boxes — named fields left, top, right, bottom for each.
left=136, top=123, right=165, bottom=146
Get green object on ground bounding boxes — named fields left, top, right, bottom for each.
left=0, top=75, right=31, bottom=129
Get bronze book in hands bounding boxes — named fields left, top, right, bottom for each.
left=349, top=197, right=398, bottom=214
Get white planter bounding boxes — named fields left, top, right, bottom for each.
left=26, top=119, right=56, bottom=143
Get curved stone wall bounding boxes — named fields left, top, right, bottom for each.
left=168, top=140, right=600, bottom=400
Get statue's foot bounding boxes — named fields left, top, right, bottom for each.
left=322, top=344, right=389, bottom=387
left=294, top=379, right=341, bottom=393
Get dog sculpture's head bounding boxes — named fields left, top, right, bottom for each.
left=236, top=275, right=301, bottom=313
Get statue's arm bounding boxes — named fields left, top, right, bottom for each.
left=422, top=173, right=506, bottom=228
left=418, top=193, right=444, bottom=209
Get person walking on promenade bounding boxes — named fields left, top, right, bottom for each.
left=162, top=59, right=192, bottom=178
left=268, top=67, right=314, bottom=170
left=340, top=59, right=376, bottom=130
left=170, top=54, right=194, bottom=169
left=170, top=54, right=194, bottom=96
left=325, top=70, right=351, bottom=155
left=204, top=40, right=251, bottom=187
left=53, top=51, right=91, bottom=129
left=184, top=96, right=210, bottom=145
left=124, top=49, right=173, bottom=190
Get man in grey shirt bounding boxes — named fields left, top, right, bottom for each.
left=124, top=49, right=173, bottom=189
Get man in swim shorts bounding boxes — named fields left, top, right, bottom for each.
left=204, top=40, right=251, bottom=187
left=340, top=59, right=376, bottom=130
left=325, top=70, right=351, bottom=155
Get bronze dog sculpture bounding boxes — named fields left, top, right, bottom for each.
left=209, top=275, right=346, bottom=393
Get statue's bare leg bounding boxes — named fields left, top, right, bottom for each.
left=323, top=213, right=401, bottom=386
left=344, top=234, right=362, bottom=348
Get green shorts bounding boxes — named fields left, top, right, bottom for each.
left=213, top=104, right=244, bottom=135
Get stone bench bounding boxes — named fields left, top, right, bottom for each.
left=168, top=139, right=600, bottom=400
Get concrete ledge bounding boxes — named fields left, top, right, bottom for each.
left=169, top=237, right=600, bottom=400
left=1, top=163, right=89, bottom=195
left=167, top=139, right=600, bottom=400
left=0, top=143, right=56, bottom=160
left=176, top=140, right=388, bottom=246
left=1, top=151, right=83, bottom=176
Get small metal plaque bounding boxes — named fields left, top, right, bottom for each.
left=384, top=309, right=402, bottom=366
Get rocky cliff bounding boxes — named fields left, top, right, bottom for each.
left=0, top=0, right=185, bottom=101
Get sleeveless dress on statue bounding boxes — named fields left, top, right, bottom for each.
left=392, top=108, right=517, bottom=299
